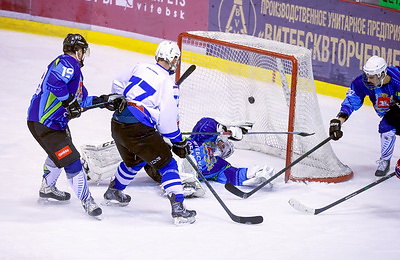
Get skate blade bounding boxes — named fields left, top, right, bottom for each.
left=91, top=215, right=102, bottom=221
left=173, top=216, right=196, bottom=225
left=37, top=197, right=70, bottom=205
left=101, top=199, right=129, bottom=207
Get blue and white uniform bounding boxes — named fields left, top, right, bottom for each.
left=188, top=117, right=249, bottom=186
left=339, top=67, right=400, bottom=133
left=110, top=62, right=185, bottom=201
left=112, top=63, right=183, bottom=143
left=339, top=66, right=400, bottom=161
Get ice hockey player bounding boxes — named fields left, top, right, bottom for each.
left=102, top=40, right=196, bottom=225
left=329, top=56, right=400, bottom=177
left=144, top=117, right=275, bottom=196
left=27, top=33, right=122, bottom=218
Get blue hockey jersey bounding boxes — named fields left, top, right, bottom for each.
left=340, top=66, right=400, bottom=118
left=187, top=117, right=248, bottom=185
left=27, top=54, right=94, bottom=130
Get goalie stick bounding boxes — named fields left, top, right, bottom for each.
left=81, top=65, right=197, bottom=112
left=182, top=131, right=315, bottom=137
left=225, top=136, right=333, bottom=198
left=185, top=155, right=263, bottom=224
left=288, top=172, right=396, bottom=215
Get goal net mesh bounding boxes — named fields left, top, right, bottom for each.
left=177, top=31, right=352, bottom=182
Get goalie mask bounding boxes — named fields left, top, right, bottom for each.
left=214, top=136, right=234, bottom=159
left=362, top=55, right=387, bottom=89
left=155, top=40, right=181, bottom=74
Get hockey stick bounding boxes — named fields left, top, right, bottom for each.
left=182, top=131, right=315, bottom=137
left=225, top=136, right=333, bottom=198
left=81, top=65, right=196, bottom=113
left=185, top=155, right=263, bottom=224
left=176, top=64, right=196, bottom=85
left=81, top=102, right=111, bottom=112
left=288, top=172, right=396, bottom=215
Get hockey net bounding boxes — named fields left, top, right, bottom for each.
left=176, top=31, right=353, bottom=183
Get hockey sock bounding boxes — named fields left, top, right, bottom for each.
left=65, top=160, right=90, bottom=201
left=380, top=129, right=396, bottom=161
left=159, top=159, right=184, bottom=202
left=113, top=161, right=146, bottom=190
left=43, top=157, right=62, bottom=186
left=67, top=170, right=90, bottom=201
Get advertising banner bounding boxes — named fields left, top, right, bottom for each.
left=2, top=0, right=208, bottom=41
left=209, top=0, right=400, bottom=87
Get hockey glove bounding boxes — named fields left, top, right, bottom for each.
left=172, top=139, right=190, bottom=158
left=227, top=126, right=245, bottom=141
left=94, top=93, right=125, bottom=111
left=224, top=121, right=253, bottom=141
left=329, top=119, right=343, bottom=141
left=384, top=102, right=400, bottom=130
left=62, top=94, right=81, bottom=119
left=395, top=159, right=400, bottom=179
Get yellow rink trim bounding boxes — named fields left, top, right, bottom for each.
left=1, top=16, right=372, bottom=106
left=0, top=16, right=157, bottom=55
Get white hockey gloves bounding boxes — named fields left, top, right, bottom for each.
left=218, top=121, right=254, bottom=141
left=243, top=165, right=274, bottom=187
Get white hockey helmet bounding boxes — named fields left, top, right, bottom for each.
left=155, top=40, right=181, bottom=73
left=362, top=55, right=387, bottom=87
left=363, top=56, right=387, bottom=76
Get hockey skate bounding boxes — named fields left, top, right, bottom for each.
left=103, top=180, right=131, bottom=206
left=168, top=193, right=196, bottom=225
left=38, top=178, right=71, bottom=202
left=82, top=196, right=102, bottom=218
left=375, top=159, right=390, bottom=177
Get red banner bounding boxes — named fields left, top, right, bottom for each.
left=2, top=0, right=209, bottom=40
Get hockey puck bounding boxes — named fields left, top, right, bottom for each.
left=248, top=96, right=255, bottom=104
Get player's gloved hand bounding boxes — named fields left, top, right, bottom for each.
left=395, top=159, right=400, bottom=179
left=223, top=121, right=254, bottom=141
left=227, top=126, right=245, bottom=141
left=172, top=139, right=190, bottom=158
left=329, top=119, right=343, bottom=140
left=95, top=93, right=125, bottom=111
left=62, top=93, right=81, bottom=119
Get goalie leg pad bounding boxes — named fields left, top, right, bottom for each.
left=180, top=172, right=205, bottom=198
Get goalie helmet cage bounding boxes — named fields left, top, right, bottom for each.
left=176, top=31, right=353, bottom=183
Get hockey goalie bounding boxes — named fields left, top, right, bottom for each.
left=81, top=117, right=275, bottom=198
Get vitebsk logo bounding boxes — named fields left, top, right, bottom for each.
left=218, top=0, right=257, bottom=36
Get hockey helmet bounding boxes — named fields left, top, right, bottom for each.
left=155, top=40, right=181, bottom=73
left=363, top=56, right=387, bottom=76
left=362, top=56, right=387, bottom=88
left=63, top=33, right=89, bottom=55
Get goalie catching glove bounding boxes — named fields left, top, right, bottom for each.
left=172, top=139, right=190, bottom=158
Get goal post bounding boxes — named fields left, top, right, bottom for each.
left=176, top=31, right=353, bottom=183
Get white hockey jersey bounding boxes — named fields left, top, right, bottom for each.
left=111, top=63, right=182, bottom=143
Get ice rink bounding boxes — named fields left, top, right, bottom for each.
left=0, top=29, right=399, bottom=259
